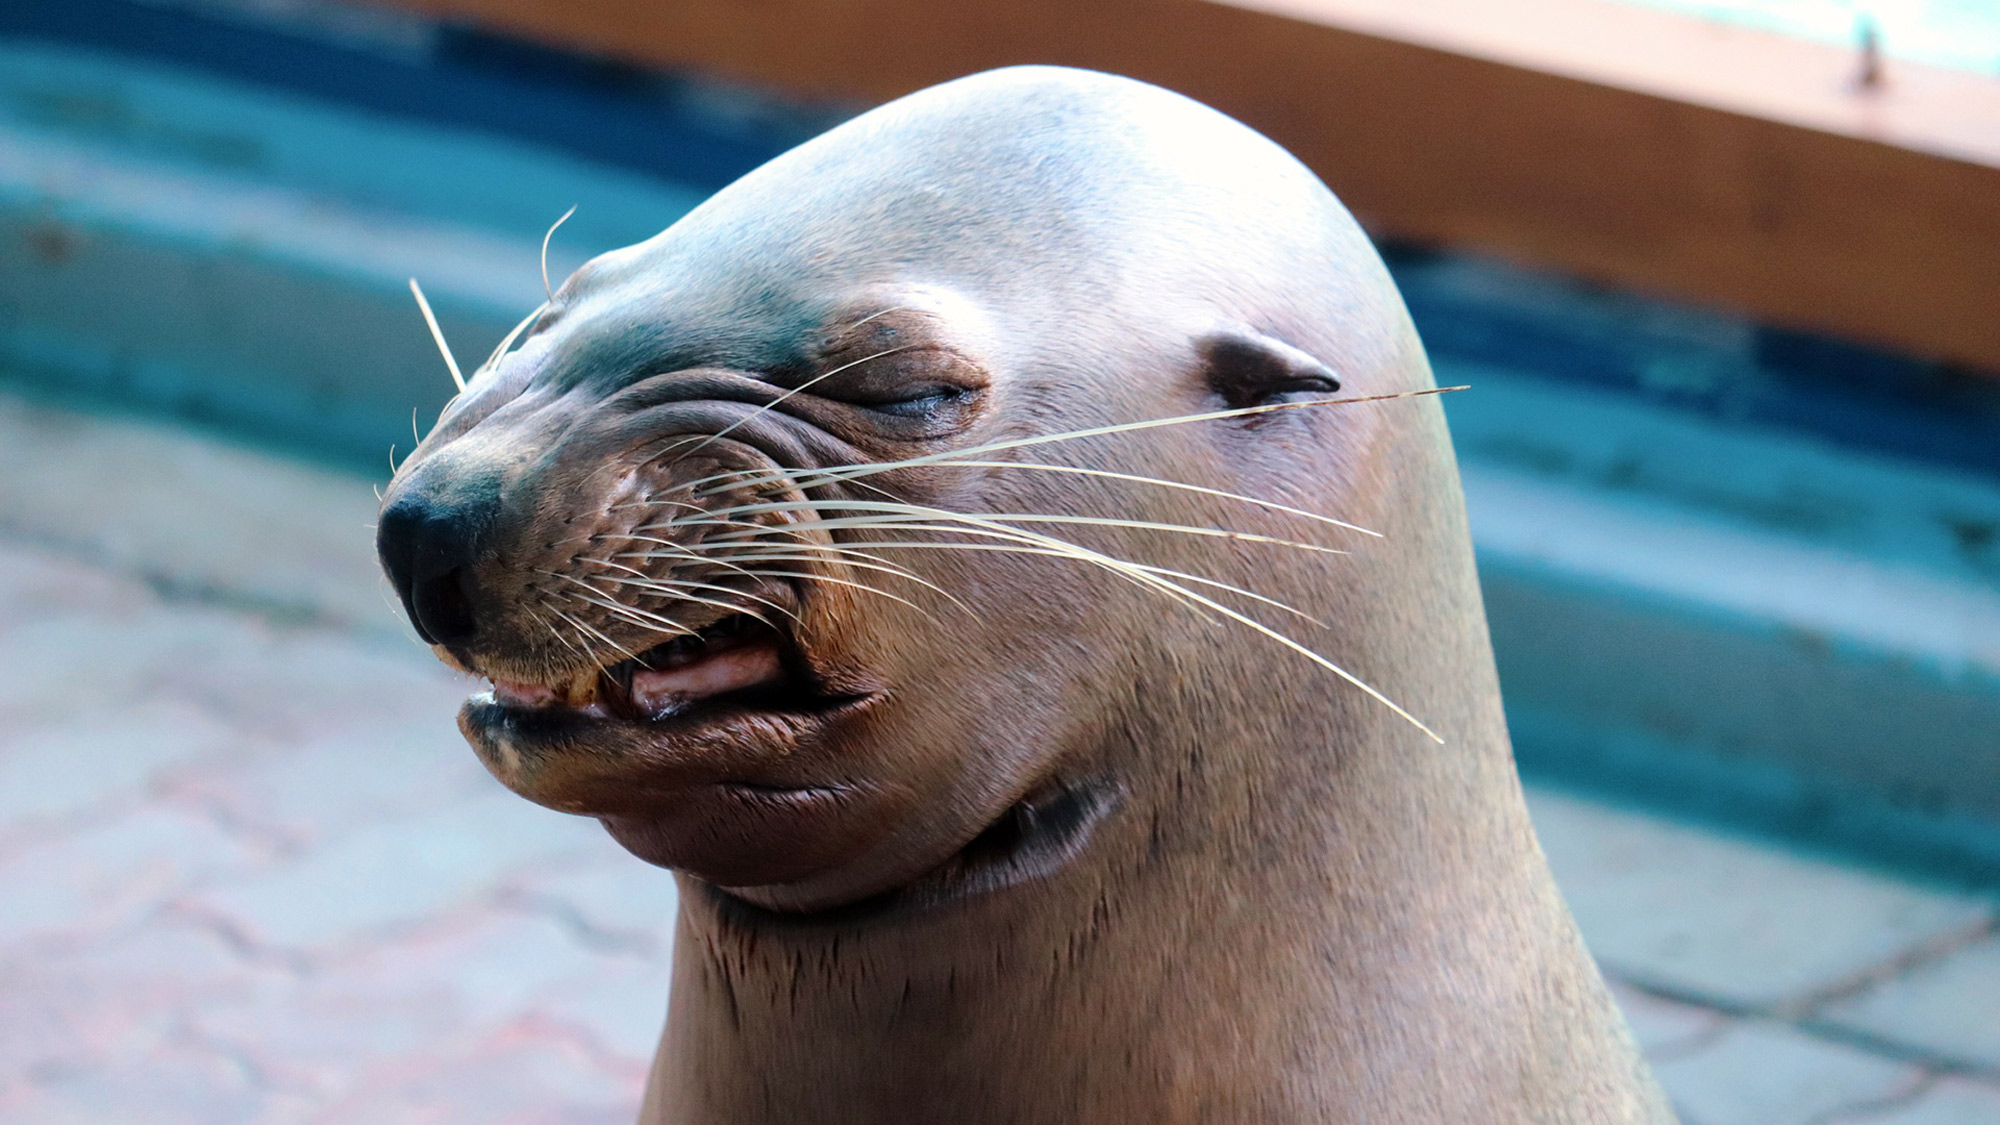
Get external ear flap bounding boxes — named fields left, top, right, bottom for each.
left=1197, top=329, right=1341, bottom=410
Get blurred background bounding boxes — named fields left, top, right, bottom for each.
left=0, top=0, right=1996, bottom=1121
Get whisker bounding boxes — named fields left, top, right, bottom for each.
left=699, top=503, right=1298, bottom=619
left=407, top=277, right=466, bottom=392
left=713, top=530, right=1320, bottom=626
left=1144, top=571, right=1441, bottom=743
left=528, top=603, right=593, bottom=664
left=669, top=343, right=916, bottom=462
left=541, top=205, right=576, bottom=301
left=630, top=496, right=1322, bottom=626
left=597, top=535, right=771, bottom=587
left=547, top=576, right=695, bottom=639
left=545, top=578, right=684, bottom=643
left=493, top=386, right=1459, bottom=738
left=682, top=507, right=1421, bottom=729
left=623, top=541, right=954, bottom=607
left=684, top=386, right=1466, bottom=521
left=719, top=567, right=937, bottom=619
left=629, top=539, right=971, bottom=618
left=844, top=304, right=912, bottom=331
left=848, top=526, right=1424, bottom=734
left=689, top=499, right=1348, bottom=557
left=573, top=569, right=801, bottom=626
left=620, top=513, right=969, bottom=609
left=604, top=495, right=710, bottom=520
left=703, top=545, right=947, bottom=597
left=475, top=304, right=545, bottom=378
left=876, top=459, right=1373, bottom=537
left=545, top=601, right=647, bottom=665
left=579, top=546, right=827, bottom=626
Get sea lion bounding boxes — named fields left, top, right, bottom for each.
left=376, top=66, right=1674, bottom=1123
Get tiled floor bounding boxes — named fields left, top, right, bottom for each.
left=0, top=391, right=1994, bottom=1124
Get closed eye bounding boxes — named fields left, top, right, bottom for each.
left=862, top=385, right=968, bottom=418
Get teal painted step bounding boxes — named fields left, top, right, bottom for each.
left=5, top=36, right=1998, bottom=882
left=1448, top=366, right=2000, bottom=878
left=0, top=40, right=703, bottom=462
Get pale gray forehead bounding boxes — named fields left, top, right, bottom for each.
left=623, top=75, right=1345, bottom=285
left=540, top=67, right=1397, bottom=381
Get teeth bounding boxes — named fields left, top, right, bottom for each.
left=631, top=641, right=784, bottom=718
left=492, top=680, right=557, bottom=708
left=485, top=614, right=780, bottom=719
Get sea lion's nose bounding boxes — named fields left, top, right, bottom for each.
left=377, top=491, right=487, bottom=647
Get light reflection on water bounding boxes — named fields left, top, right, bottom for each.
left=1618, top=0, right=2000, bottom=74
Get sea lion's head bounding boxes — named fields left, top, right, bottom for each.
left=376, top=67, right=1431, bottom=913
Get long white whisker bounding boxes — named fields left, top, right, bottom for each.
left=541, top=205, right=576, bottom=301
left=638, top=543, right=971, bottom=618
left=614, top=509, right=947, bottom=591
left=684, top=503, right=1311, bottom=619
left=596, top=536, right=770, bottom=588
left=712, top=531, right=1320, bottom=626
left=574, top=570, right=801, bottom=626
left=546, top=575, right=694, bottom=639
left=528, top=603, right=592, bottom=663
left=722, top=567, right=937, bottom=619
left=622, top=541, right=956, bottom=608
left=475, top=304, right=545, bottom=378
left=688, top=499, right=1347, bottom=556
left=684, top=509, right=1423, bottom=727
left=545, top=602, right=646, bottom=665
left=407, top=278, right=465, bottom=392
left=684, top=386, right=1465, bottom=521
left=911, top=460, right=1374, bottom=537
left=844, top=304, right=911, bottom=331
left=617, top=512, right=957, bottom=592
left=669, top=343, right=916, bottom=462
left=826, top=523, right=1424, bottom=734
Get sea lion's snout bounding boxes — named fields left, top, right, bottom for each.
left=375, top=410, right=905, bottom=894
left=375, top=479, right=497, bottom=649
left=373, top=284, right=1057, bottom=910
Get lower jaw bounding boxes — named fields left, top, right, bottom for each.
left=462, top=684, right=1116, bottom=914
left=687, top=776, right=1123, bottom=918
left=600, top=780, right=882, bottom=888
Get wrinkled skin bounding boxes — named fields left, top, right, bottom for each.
left=378, top=67, right=1675, bottom=1124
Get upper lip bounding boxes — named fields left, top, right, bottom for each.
left=486, top=610, right=795, bottom=722
left=457, top=642, right=876, bottom=817
left=460, top=568, right=877, bottom=748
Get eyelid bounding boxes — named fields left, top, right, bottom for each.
left=869, top=389, right=957, bottom=418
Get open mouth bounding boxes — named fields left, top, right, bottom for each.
left=486, top=612, right=802, bottom=724
left=457, top=590, right=890, bottom=880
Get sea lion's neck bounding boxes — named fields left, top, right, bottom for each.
left=645, top=719, right=1641, bottom=1124
left=641, top=435, right=1667, bottom=1123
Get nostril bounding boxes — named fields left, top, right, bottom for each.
left=377, top=481, right=499, bottom=648
left=411, top=566, right=478, bottom=646
left=376, top=503, right=424, bottom=605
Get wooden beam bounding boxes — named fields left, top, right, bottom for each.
left=369, top=0, right=2000, bottom=373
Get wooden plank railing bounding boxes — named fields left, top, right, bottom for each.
left=368, top=0, right=2000, bottom=373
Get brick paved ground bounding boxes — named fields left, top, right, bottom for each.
left=0, top=389, right=1994, bottom=1124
